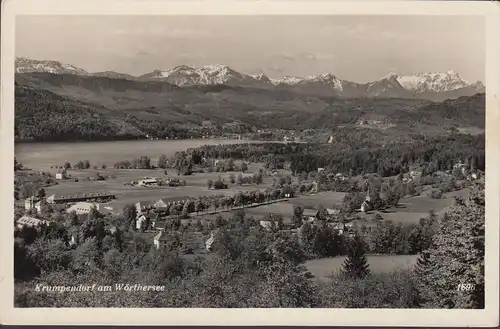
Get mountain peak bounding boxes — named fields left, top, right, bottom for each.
left=15, top=57, right=89, bottom=76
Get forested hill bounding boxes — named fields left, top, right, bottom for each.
left=14, top=71, right=486, bottom=142
left=14, top=85, right=144, bottom=141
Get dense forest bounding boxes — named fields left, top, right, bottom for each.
left=184, top=133, right=485, bottom=176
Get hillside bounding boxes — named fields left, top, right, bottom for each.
left=14, top=71, right=486, bottom=142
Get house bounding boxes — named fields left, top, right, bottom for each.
left=327, top=222, right=345, bottom=234
left=67, top=202, right=100, bottom=215
left=360, top=200, right=371, bottom=213
left=410, top=170, right=422, bottom=179
left=317, top=168, right=325, bottom=173
left=154, top=199, right=170, bottom=212
left=153, top=230, right=169, bottom=250
left=303, top=209, right=319, bottom=221
left=327, top=136, right=334, bottom=144
left=55, top=170, right=67, bottom=180
left=259, top=220, right=273, bottom=231
left=136, top=214, right=148, bottom=230
left=16, top=216, right=50, bottom=229
left=138, top=178, right=158, bottom=187
left=471, top=172, right=479, bottom=180
left=24, top=196, right=42, bottom=212
left=326, top=208, right=340, bottom=216
left=135, top=201, right=154, bottom=214
left=205, top=232, right=216, bottom=251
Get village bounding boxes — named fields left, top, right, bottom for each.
left=15, top=152, right=481, bottom=258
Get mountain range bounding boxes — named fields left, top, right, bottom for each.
left=15, top=57, right=485, bottom=101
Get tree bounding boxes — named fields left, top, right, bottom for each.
left=241, top=162, right=248, bottom=172
left=36, top=187, right=46, bottom=199
left=292, top=205, right=304, bottom=228
left=195, top=201, right=204, bottom=215
left=63, top=161, right=71, bottom=170
left=207, top=179, right=213, bottom=189
left=236, top=173, right=243, bottom=185
left=122, top=204, right=137, bottom=228
left=229, top=173, right=236, bottom=184
left=416, top=183, right=485, bottom=309
left=341, top=232, right=370, bottom=279
left=83, top=160, right=91, bottom=169
left=158, top=154, right=169, bottom=169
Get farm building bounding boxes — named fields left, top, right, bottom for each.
left=16, top=216, right=50, bottom=229
left=55, top=170, right=68, bottom=180
left=66, top=202, right=102, bottom=215
left=303, top=209, right=319, bottom=221
left=138, top=178, right=158, bottom=187
left=46, top=193, right=115, bottom=204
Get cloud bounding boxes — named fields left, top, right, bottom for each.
left=267, top=65, right=285, bottom=74
left=111, top=27, right=212, bottom=38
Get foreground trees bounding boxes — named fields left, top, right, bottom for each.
left=416, top=182, right=485, bottom=309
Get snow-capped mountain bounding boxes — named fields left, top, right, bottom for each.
left=15, top=57, right=484, bottom=101
left=139, top=64, right=268, bottom=87
left=395, top=71, right=471, bottom=93
left=15, top=57, right=89, bottom=76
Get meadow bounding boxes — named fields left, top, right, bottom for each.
left=305, top=255, right=419, bottom=282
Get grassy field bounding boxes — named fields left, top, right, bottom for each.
left=290, top=191, right=347, bottom=209
left=39, top=164, right=276, bottom=213
left=305, top=255, right=419, bottom=282
left=354, top=188, right=471, bottom=227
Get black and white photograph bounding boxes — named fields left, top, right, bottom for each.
left=1, top=0, right=499, bottom=327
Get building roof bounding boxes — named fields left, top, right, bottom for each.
left=135, top=200, right=155, bottom=208
left=67, top=202, right=100, bottom=213
left=303, top=209, right=319, bottom=217
left=139, top=178, right=158, bottom=183
left=17, top=216, right=49, bottom=228
left=326, top=208, right=340, bottom=215
left=48, top=192, right=115, bottom=202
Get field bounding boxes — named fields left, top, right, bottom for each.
left=290, top=191, right=347, bottom=209
left=32, top=163, right=277, bottom=213
left=354, top=188, right=471, bottom=227
left=305, top=255, right=419, bottom=282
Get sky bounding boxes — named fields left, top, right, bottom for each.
left=15, top=15, right=485, bottom=83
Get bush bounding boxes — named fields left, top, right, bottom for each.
left=430, top=189, right=443, bottom=199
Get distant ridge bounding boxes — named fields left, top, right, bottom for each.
left=15, top=56, right=485, bottom=101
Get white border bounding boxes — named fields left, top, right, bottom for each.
left=1, top=1, right=499, bottom=326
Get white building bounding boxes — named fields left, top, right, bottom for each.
left=67, top=202, right=100, bottom=215
left=55, top=170, right=67, bottom=180
left=24, top=197, right=42, bottom=212
left=138, top=178, right=158, bottom=187
left=16, top=216, right=50, bottom=229
left=153, top=230, right=169, bottom=250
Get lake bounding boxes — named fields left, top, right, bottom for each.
left=15, top=139, right=263, bottom=170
